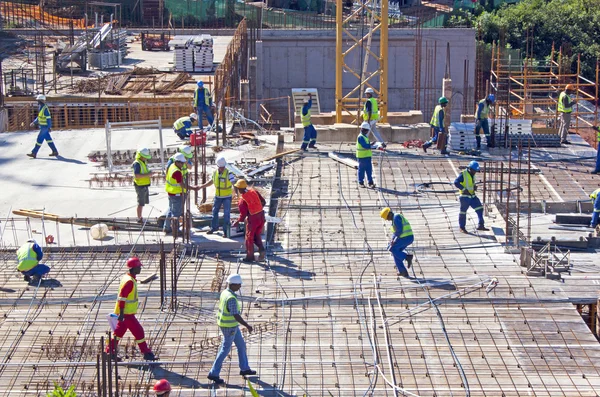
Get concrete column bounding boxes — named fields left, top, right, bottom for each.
left=255, top=41, right=263, bottom=120
left=240, top=79, right=250, bottom=119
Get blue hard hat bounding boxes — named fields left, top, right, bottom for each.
left=468, top=161, right=480, bottom=172
left=197, top=81, right=204, bottom=87
left=487, top=94, right=495, bottom=103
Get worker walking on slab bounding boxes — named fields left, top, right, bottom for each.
left=381, top=207, right=413, bottom=278
left=558, top=84, right=576, bottom=145
left=27, top=94, right=58, bottom=159
left=199, top=155, right=236, bottom=237
left=592, top=126, right=600, bottom=175
left=16, top=239, right=50, bottom=284
left=475, top=94, right=495, bottom=149
left=133, top=148, right=154, bottom=224
left=208, top=274, right=256, bottom=384
left=106, top=257, right=157, bottom=361
left=194, top=81, right=214, bottom=130
left=423, top=97, right=449, bottom=154
left=173, top=113, right=198, bottom=140
left=232, top=179, right=266, bottom=262
left=164, top=153, right=200, bottom=237
left=590, top=188, right=600, bottom=229
left=356, top=122, right=378, bottom=188
left=363, top=87, right=385, bottom=143
left=300, top=93, right=318, bottom=151
left=454, top=161, right=489, bottom=233
left=153, top=380, right=171, bottom=396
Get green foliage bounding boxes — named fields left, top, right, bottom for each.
left=47, top=383, right=77, bottom=397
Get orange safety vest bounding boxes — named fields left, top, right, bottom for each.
left=241, top=190, right=263, bottom=215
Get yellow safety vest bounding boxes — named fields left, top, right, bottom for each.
left=37, top=104, right=51, bottom=126
left=557, top=91, right=573, bottom=113
left=165, top=163, right=183, bottom=195
left=356, top=134, right=372, bottom=159
left=114, top=274, right=138, bottom=315
left=391, top=214, right=413, bottom=238
left=132, top=158, right=151, bottom=186
left=362, top=98, right=379, bottom=121
left=168, top=155, right=189, bottom=177
left=590, top=188, right=600, bottom=200
left=216, top=289, right=240, bottom=328
left=194, top=87, right=211, bottom=106
left=476, top=99, right=489, bottom=119
left=430, top=105, right=443, bottom=127
left=17, top=243, right=38, bottom=272
left=459, top=170, right=476, bottom=197
left=174, top=116, right=191, bottom=130
left=597, top=128, right=600, bottom=143
left=213, top=169, right=232, bottom=197
left=301, top=108, right=311, bottom=127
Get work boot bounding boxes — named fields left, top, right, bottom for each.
left=475, top=135, right=481, bottom=149
left=561, top=140, right=571, bottom=145
left=406, top=254, right=413, bottom=269
left=243, top=256, right=255, bottom=263
left=422, top=142, right=430, bottom=153
left=143, top=352, right=157, bottom=361
left=398, top=269, right=409, bottom=278
left=240, top=369, right=257, bottom=376
left=23, top=275, right=31, bottom=282
left=459, top=228, right=468, bottom=234
left=207, top=375, right=225, bottom=384
left=358, top=182, right=365, bottom=188
left=206, top=229, right=216, bottom=234
left=591, top=170, right=599, bottom=174
left=368, top=182, right=376, bottom=188
left=258, top=250, right=266, bottom=261
left=477, top=225, right=490, bottom=231
left=49, top=151, right=59, bottom=156
left=27, top=153, right=36, bottom=159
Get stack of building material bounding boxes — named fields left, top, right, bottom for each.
left=494, top=119, right=561, bottom=147
left=448, top=122, right=477, bottom=151
left=169, top=35, right=214, bottom=72
left=170, top=36, right=194, bottom=72
left=193, top=35, right=214, bottom=72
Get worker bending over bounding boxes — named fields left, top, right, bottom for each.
left=232, top=179, right=266, bottom=262
left=558, top=84, right=576, bottom=145
left=423, top=97, right=449, bottom=154
left=300, top=93, right=317, bottom=151
left=17, top=239, right=50, bottom=284
left=27, top=95, right=59, bottom=158
left=132, top=148, right=154, bottom=223
left=590, top=188, right=600, bottom=229
left=173, top=113, right=198, bottom=140
left=199, top=156, right=236, bottom=237
left=475, top=94, right=495, bottom=149
left=381, top=207, right=413, bottom=278
left=454, top=161, right=489, bottom=233
left=194, top=81, right=215, bottom=129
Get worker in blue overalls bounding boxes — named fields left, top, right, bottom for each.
left=589, top=188, right=600, bottom=229
left=381, top=207, right=414, bottom=278
left=454, top=161, right=489, bottom=233
left=356, top=121, right=380, bottom=188
left=475, top=94, right=495, bottom=149
left=27, top=94, right=58, bottom=159
left=423, top=96, right=448, bottom=153
left=194, top=81, right=214, bottom=130
left=300, top=93, right=317, bottom=151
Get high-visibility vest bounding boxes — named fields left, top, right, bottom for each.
left=213, top=169, right=232, bottom=197
left=132, top=158, right=151, bottom=186
left=168, top=155, right=189, bottom=177
left=356, top=134, right=372, bottom=159
left=458, top=170, right=476, bottom=197
left=17, top=243, right=38, bottom=272
left=114, top=274, right=138, bottom=315
left=590, top=188, right=600, bottom=200
left=38, top=105, right=51, bottom=126
left=174, top=116, right=191, bottom=130
left=597, top=128, right=600, bottom=143
left=362, top=98, right=379, bottom=121
left=430, top=105, right=443, bottom=127
left=165, top=163, right=183, bottom=195
left=391, top=214, right=413, bottom=239
left=476, top=99, right=489, bottom=119
left=241, top=189, right=264, bottom=215
left=301, top=108, right=311, bottom=127
left=558, top=91, right=573, bottom=113
left=194, top=87, right=211, bottom=107
left=216, top=289, right=240, bottom=328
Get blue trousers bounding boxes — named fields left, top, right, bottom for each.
left=357, top=157, right=373, bottom=184
left=22, top=264, right=50, bottom=278
left=475, top=118, right=490, bottom=137
left=389, top=235, right=414, bottom=274
left=594, top=147, right=600, bottom=173
left=32, top=127, right=58, bottom=155
left=163, top=195, right=183, bottom=233
left=426, top=126, right=441, bottom=145
left=197, top=104, right=214, bottom=128
left=209, top=326, right=250, bottom=377
left=174, top=127, right=191, bottom=139
left=459, top=196, right=485, bottom=229
left=300, top=125, right=317, bottom=150
left=211, top=196, right=232, bottom=236
left=591, top=196, right=600, bottom=228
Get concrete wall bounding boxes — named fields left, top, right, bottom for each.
left=255, top=29, right=476, bottom=126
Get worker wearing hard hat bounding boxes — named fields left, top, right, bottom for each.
left=300, top=93, right=318, bottom=151
left=153, top=379, right=171, bottom=396
left=106, top=257, right=157, bottom=361
left=423, top=97, right=449, bottom=154
left=453, top=161, right=489, bottom=233
left=198, top=155, right=237, bottom=237
left=165, top=146, right=194, bottom=177
left=592, top=126, right=600, bottom=175
left=194, top=81, right=215, bottom=129
left=589, top=188, right=600, bottom=228
left=558, top=84, right=576, bottom=145
left=173, top=113, right=198, bottom=140
left=133, top=148, right=154, bottom=224
left=164, top=153, right=200, bottom=237
left=16, top=239, right=50, bottom=284
left=208, top=274, right=256, bottom=385
left=27, top=94, right=59, bottom=159
left=380, top=208, right=413, bottom=278
left=475, top=94, right=496, bottom=149
left=363, top=87, right=379, bottom=133
left=356, top=122, right=380, bottom=188
left=232, top=179, right=266, bottom=262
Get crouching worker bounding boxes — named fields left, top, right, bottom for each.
left=17, top=239, right=50, bottom=283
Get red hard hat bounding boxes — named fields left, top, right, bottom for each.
left=153, top=379, right=171, bottom=394
left=126, top=257, right=142, bottom=268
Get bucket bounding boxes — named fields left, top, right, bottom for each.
left=190, top=130, right=206, bottom=146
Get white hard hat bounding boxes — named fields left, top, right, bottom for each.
left=226, top=274, right=243, bottom=285
left=173, top=153, right=186, bottom=163
left=180, top=145, right=193, bottom=158
left=36, top=94, right=46, bottom=101
left=189, top=113, right=198, bottom=120
left=365, top=88, right=374, bottom=94
left=27, top=238, right=37, bottom=244
left=360, top=121, right=371, bottom=130
left=216, top=156, right=227, bottom=167
left=137, top=148, right=151, bottom=159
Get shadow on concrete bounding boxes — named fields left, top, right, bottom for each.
left=0, top=287, right=17, bottom=293
left=36, top=155, right=87, bottom=165
left=147, top=365, right=202, bottom=389
left=248, top=378, right=297, bottom=397
left=33, top=278, right=62, bottom=289
left=377, top=186, right=417, bottom=197
left=408, top=277, right=457, bottom=291
left=257, top=261, right=315, bottom=280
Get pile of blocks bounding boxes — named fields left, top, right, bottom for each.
left=169, top=35, right=214, bottom=72
left=448, top=123, right=478, bottom=151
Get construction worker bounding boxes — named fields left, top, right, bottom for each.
left=592, top=126, right=600, bottom=174
left=558, top=84, right=576, bottom=144
left=173, top=113, right=198, bottom=140
left=380, top=207, right=413, bottom=278
left=27, top=94, right=58, bottom=158
left=207, top=274, right=256, bottom=384
left=106, top=257, right=157, bottom=361
left=153, top=379, right=171, bottom=396
left=133, top=148, right=153, bottom=224
left=194, top=81, right=214, bottom=129
left=356, top=122, right=378, bottom=188
left=165, top=146, right=194, bottom=177
left=16, top=239, right=50, bottom=283
left=475, top=94, right=495, bottom=149
left=300, top=93, right=317, bottom=151
left=363, top=87, right=383, bottom=142
left=590, top=188, right=600, bottom=228
left=232, top=179, right=266, bottom=262
left=454, top=161, right=489, bottom=233
left=423, top=97, right=449, bottom=154
left=199, top=155, right=236, bottom=237
left=164, top=153, right=200, bottom=237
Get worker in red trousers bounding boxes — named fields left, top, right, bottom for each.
left=106, top=257, right=157, bottom=361
left=232, top=179, right=266, bottom=262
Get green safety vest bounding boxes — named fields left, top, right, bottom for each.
left=174, top=116, right=191, bottom=130
left=430, top=105, right=443, bottom=127
left=476, top=99, right=489, bottom=119
left=194, top=87, right=211, bottom=107
left=391, top=214, right=413, bottom=239
left=301, top=108, right=311, bottom=127
left=362, top=98, right=379, bottom=121
left=597, top=128, right=600, bottom=142
left=557, top=91, right=573, bottom=113
left=38, top=104, right=51, bottom=126
left=169, top=155, right=189, bottom=178
left=459, top=170, right=476, bottom=197
left=590, top=188, right=600, bottom=201
left=356, top=134, right=372, bottom=159
left=132, top=158, right=151, bottom=186
left=17, top=243, right=38, bottom=272
left=213, top=169, right=232, bottom=197
left=114, top=274, right=138, bottom=315
left=216, top=289, right=240, bottom=328
left=165, top=163, right=183, bottom=195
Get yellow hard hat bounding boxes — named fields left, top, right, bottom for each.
left=380, top=207, right=391, bottom=219
left=234, top=179, right=248, bottom=189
